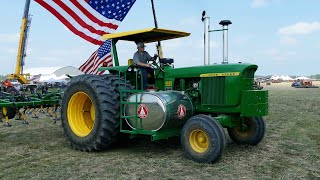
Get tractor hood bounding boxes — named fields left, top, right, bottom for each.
left=166, top=63, right=258, bottom=78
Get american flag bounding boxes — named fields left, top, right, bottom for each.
left=79, top=40, right=112, bottom=75
left=35, top=0, right=136, bottom=45
left=35, top=0, right=136, bottom=74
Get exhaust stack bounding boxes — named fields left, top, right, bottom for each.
left=219, top=20, right=232, bottom=64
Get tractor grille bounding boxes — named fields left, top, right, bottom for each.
left=201, top=77, right=226, bottom=105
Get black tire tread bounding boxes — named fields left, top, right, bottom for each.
left=62, top=75, right=128, bottom=151
left=62, top=75, right=133, bottom=152
left=227, top=117, right=265, bottom=145
left=181, top=114, right=226, bottom=164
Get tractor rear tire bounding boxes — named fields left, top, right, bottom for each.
left=227, top=117, right=265, bottom=145
left=181, top=114, right=226, bottom=163
left=101, top=75, right=134, bottom=144
left=61, top=74, right=122, bottom=151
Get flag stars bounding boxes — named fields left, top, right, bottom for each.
left=88, top=0, right=136, bottom=21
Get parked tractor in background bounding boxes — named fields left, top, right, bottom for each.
left=292, top=79, right=319, bottom=88
left=61, top=26, right=268, bottom=163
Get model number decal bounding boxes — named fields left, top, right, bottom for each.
left=200, top=72, right=240, bottom=77
left=165, top=81, right=173, bottom=87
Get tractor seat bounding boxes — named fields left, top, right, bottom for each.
left=160, top=58, right=174, bottom=64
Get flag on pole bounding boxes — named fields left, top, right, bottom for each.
left=79, top=40, right=112, bottom=75
left=35, top=0, right=137, bottom=74
left=35, top=0, right=136, bottom=45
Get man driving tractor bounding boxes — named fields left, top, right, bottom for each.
left=133, top=42, right=158, bottom=90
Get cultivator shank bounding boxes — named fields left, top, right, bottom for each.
left=0, top=91, right=61, bottom=126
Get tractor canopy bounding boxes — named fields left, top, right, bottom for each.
left=99, top=28, right=190, bottom=69
left=102, top=28, right=190, bottom=43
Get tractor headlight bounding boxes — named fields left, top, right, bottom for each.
left=193, top=83, right=199, bottom=90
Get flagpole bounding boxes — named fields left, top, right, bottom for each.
left=151, top=0, right=163, bottom=59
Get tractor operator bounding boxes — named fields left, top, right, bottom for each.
left=133, top=42, right=158, bottom=90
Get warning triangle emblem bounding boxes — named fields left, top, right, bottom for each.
left=138, top=104, right=148, bottom=118
left=177, top=104, right=186, bottom=119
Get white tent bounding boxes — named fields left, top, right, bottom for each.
left=271, top=75, right=280, bottom=80
left=25, top=66, right=83, bottom=83
left=271, top=75, right=294, bottom=81
left=282, top=75, right=294, bottom=81
left=295, top=76, right=310, bottom=80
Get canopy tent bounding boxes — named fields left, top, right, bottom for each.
left=271, top=75, right=294, bottom=81
left=295, top=76, right=310, bottom=80
left=24, top=66, right=83, bottom=83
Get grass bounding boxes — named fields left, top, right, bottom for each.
left=0, top=83, right=320, bottom=179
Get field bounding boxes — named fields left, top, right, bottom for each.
left=0, top=82, right=319, bottom=179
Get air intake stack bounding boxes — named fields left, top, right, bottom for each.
left=219, top=20, right=232, bottom=64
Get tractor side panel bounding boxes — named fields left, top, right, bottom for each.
left=241, top=90, right=268, bottom=116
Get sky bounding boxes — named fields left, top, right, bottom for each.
left=0, top=0, right=320, bottom=76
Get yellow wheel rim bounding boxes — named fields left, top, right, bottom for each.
left=189, top=129, right=209, bottom=153
left=67, top=92, right=95, bottom=137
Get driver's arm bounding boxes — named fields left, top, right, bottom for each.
left=133, top=52, right=150, bottom=68
left=136, top=61, right=150, bottom=68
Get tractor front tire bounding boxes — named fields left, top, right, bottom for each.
left=61, top=75, right=120, bottom=151
left=181, top=115, right=226, bottom=163
left=227, top=117, right=265, bottom=145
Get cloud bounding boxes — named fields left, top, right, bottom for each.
left=178, top=17, right=197, bottom=27
left=261, top=48, right=297, bottom=61
left=251, top=0, right=268, bottom=8
left=0, top=33, right=19, bottom=43
left=278, top=22, right=320, bottom=35
left=279, top=36, right=298, bottom=45
left=4, top=48, right=17, bottom=54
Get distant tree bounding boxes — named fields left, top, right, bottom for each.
left=0, top=75, right=5, bottom=81
left=310, top=74, right=320, bottom=80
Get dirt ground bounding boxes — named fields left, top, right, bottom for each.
left=0, top=83, right=319, bottom=179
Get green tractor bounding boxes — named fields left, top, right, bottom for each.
left=61, top=28, right=268, bottom=163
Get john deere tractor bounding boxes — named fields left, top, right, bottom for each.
left=61, top=28, right=268, bottom=163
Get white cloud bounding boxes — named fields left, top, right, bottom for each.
left=5, top=48, right=17, bottom=54
left=278, top=22, right=320, bottom=35
left=251, top=0, right=268, bottom=8
left=178, top=17, right=197, bottom=27
left=0, top=33, right=19, bottom=43
left=280, top=36, right=298, bottom=45
left=261, top=48, right=297, bottom=61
